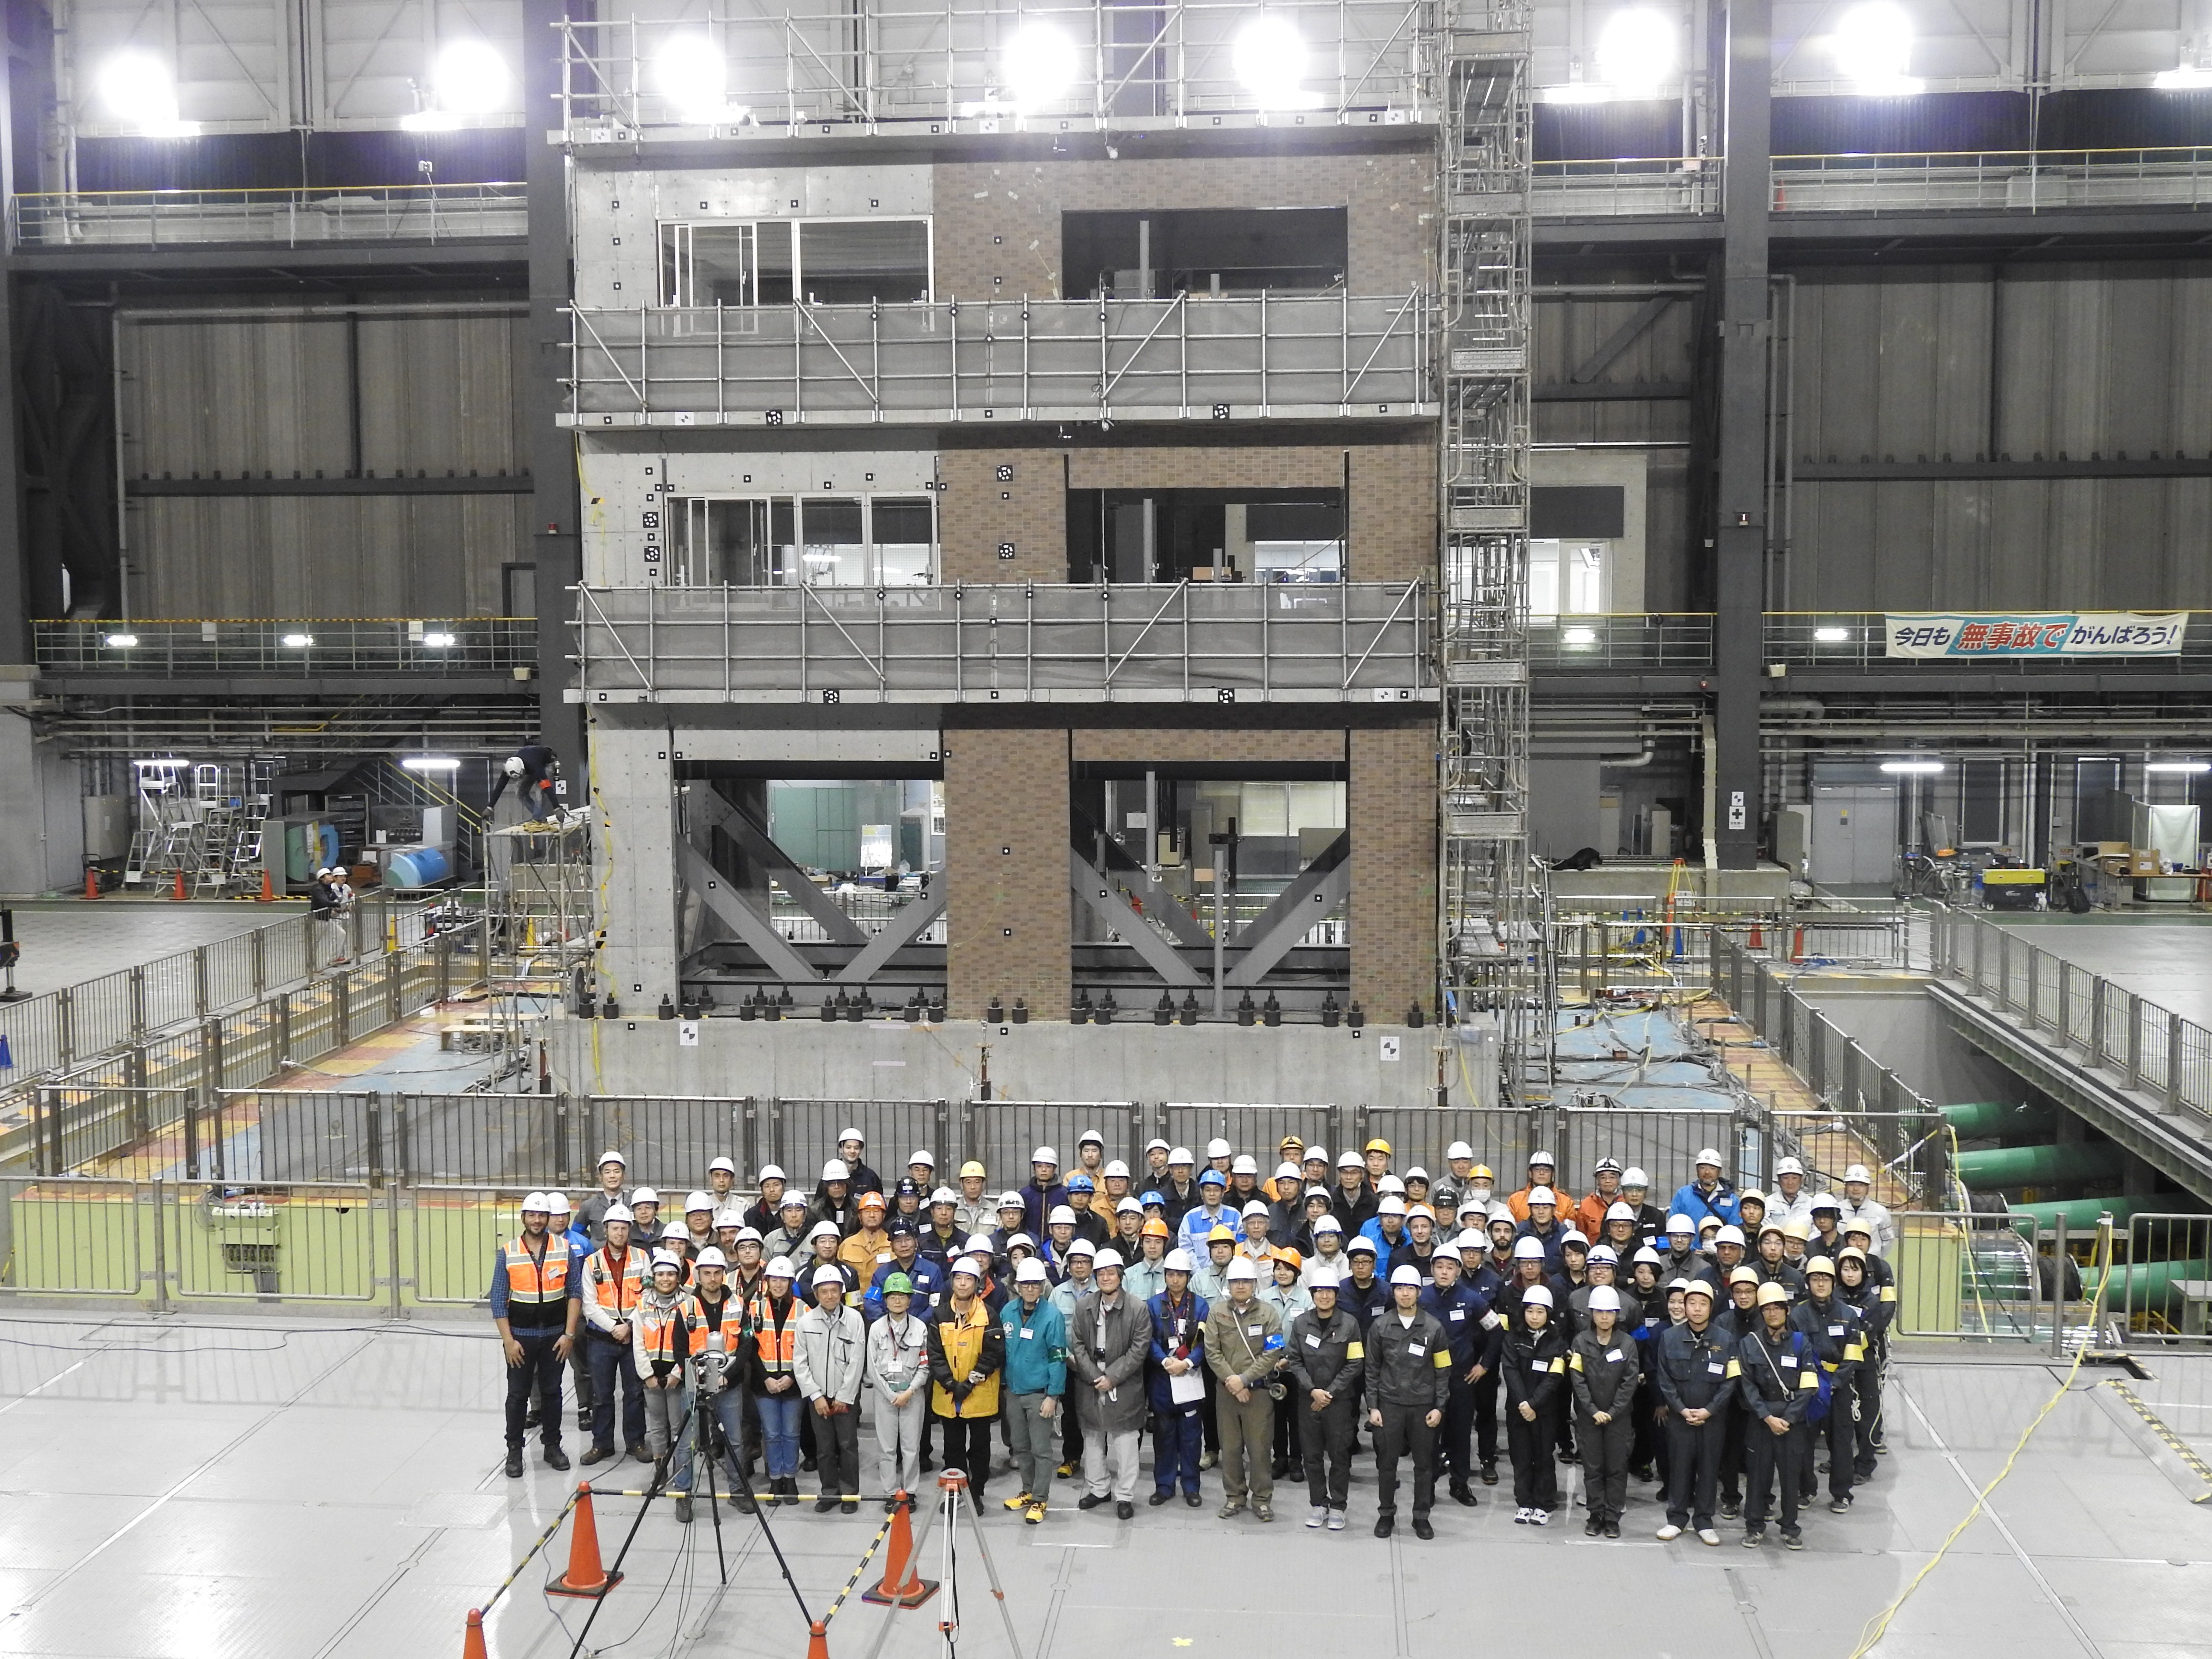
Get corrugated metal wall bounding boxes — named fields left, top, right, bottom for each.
left=121, top=310, right=529, bottom=617
left=1787, top=263, right=2212, bottom=610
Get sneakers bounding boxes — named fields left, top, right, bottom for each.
left=1307, top=1506, right=1329, bottom=1529
left=1719, top=1498, right=1742, bottom=1520
left=1742, top=1530, right=1764, bottom=1548
left=1198, top=1451, right=1217, bottom=1471
left=1829, top=1496, right=1854, bottom=1514
left=1656, top=1523, right=1683, bottom=1541
left=1584, top=1516, right=1602, bottom=1537
left=1514, top=1507, right=1531, bottom=1524
left=1025, top=1501, right=1047, bottom=1525
left=1253, top=1503, right=1273, bottom=1524
left=1529, top=1509, right=1550, bottom=1527
left=1479, top=1461, right=1499, bottom=1486
left=1326, top=1509, right=1346, bottom=1531
left=1057, top=1461, right=1078, bottom=1479
left=1218, top=1498, right=1245, bottom=1518
left=1782, top=1529, right=1806, bottom=1551
left=1602, top=1519, right=1621, bottom=1539
left=1697, top=1528, right=1721, bottom=1546
left=1003, top=1491, right=1035, bottom=1512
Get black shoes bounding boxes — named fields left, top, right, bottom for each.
left=580, top=1446, right=614, bottom=1467
left=1719, top=1498, right=1741, bottom=1520
left=628, top=1444, right=651, bottom=1464
left=1373, top=1515, right=1395, bottom=1538
left=1185, top=1492, right=1203, bottom=1508
left=1602, top=1519, right=1621, bottom=1539
left=1077, top=1493, right=1108, bottom=1510
left=1584, top=1516, right=1602, bottom=1537
left=544, top=1447, right=571, bottom=1472
left=842, top=1499, right=859, bottom=1515
left=815, top=1493, right=840, bottom=1513
left=1149, top=1491, right=1174, bottom=1506
left=1116, top=1501, right=1135, bottom=1520
left=1411, top=1517, right=1434, bottom=1540
left=504, top=1449, right=524, bottom=1478
left=1479, top=1461, right=1499, bottom=1486
left=1450, top=1482, right=1478, bottom=1507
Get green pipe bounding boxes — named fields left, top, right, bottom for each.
left=2007, top=1195, right=2175, bottom=1231
left=1943, top=1100, right=2058, bottom=1139
left=2104, top=1256, right=2212, bottom=1306
left=1953, top=1142, right=2125, bottom=1188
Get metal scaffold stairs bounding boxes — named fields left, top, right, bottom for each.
left=1439, top=0, right=1547, bottom=1098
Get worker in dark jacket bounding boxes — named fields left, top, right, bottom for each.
left=1364, top=1264, right=1452, bottom=1539
left=1500, top=1284, right=1570, bottom=1524
left=1145, top=1249, right=1209, bottom=1506
left=1568, top=1284, right=1640, bottom=1538
left=1420, top=1248, right=1495, bottom=1507
left=1790, top=1257, right=1866, bottom=1512
left=1651, top=1279, right=1735, bottom=1543
left=1285, top=1266, right=1365, bottom=1529
left=1836, top=1242, right=1892, bottom=1477
left=1736, top=1280, right=1818, bottom=1548
left=489, top=744, right=561, bottom=818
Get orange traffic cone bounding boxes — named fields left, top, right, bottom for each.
left=171, top=868, right=188, bottom=901
left=257, top=869, right=276, bottom=903
left=1748, top=920, right=1764, bottom=950
left=861, top=1491, right=938, bottom=1607
left=83, top=868, right=100, bottom=900
left=546, top=1484, right=624, bottom=1598
left=805, top=1621, right=831, bottom=1659
left=459, top=1609, right=488, bottom=1659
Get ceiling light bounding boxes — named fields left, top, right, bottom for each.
left=1235, top=18, right=1315, bottom=109
left=655, top=36, right=728, bottom=123
left=282, top=632, right=314, bottom=649
left=1878, top=759, right=1944, bottom=774
left=96, top=51, right=199, bottom=136
left=1813, top=625, right=1851, bottom=642
left=401, top=756, right=463, bottom=772
left=2145, top=760, right=2211, bottom=773
left=104, top=632, right=139, bottom=648
left=1596, top=8, right=1678, bottom=96
left=1539, top=81, right=1614, bottom=104
left=1002, top=23, right=1078, bottom=113
left=421, top=630, right=457, bottom=648
left=2154, top=64, right=2212, bottom=88
left=1562, top=626, right=1598, bottom=646
left=433, top=39, right=510, bottom=115
left=1833, top=2, right=1920, bottom=93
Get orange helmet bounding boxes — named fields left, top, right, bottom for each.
left=1140, top=1218, right=1172, bottom=1239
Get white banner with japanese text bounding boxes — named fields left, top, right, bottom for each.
left=1883, top=613, right=2188, bottom=659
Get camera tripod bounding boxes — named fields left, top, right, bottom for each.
left=859, top=1469, right=1025, bottom=1659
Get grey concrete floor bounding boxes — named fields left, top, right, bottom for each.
left=3, top=901, right=293, bottom=996
left=1986, top=913, right=2212, bottom=1028
left=1, top=1315, right=2209, bottom=1659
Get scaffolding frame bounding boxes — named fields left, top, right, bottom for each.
left=1438, top=2, right=1545, bottom=1096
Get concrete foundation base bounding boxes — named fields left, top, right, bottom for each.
left=547, top=1015, right=1497, bottom=1108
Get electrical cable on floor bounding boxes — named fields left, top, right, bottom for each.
left=1843, top=1228, right=2112, bottom=1659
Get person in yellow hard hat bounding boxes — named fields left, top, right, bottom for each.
left=953, top=1161, right=995, bottom=1236
left=1363, top=1138, right=1394, bottom=1189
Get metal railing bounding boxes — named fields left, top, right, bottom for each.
left=9, top=183, right=528, bottom=250
left=2116, top=1213, right=2212, bottom=1343
left=1533, top=148, right=2212, bottom=220
left=33, top=616, right=540, bottom=678
left=1889, top=1209, right=2046, bottom=1340
left=1553, top=911, right=1909, bottom=1001
left=554, top=0, right=1435, bottom=133
left=572, top=580, right=1432, bottom=703
left=1527, top=613, right=1714, bottom=669
left=564, top=292, right=1433, bottom=426
left=1936, top=908, right=2212, bottom=1126
left=1764, top=612, right=2211, bottom=671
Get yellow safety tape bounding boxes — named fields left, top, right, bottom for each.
left=2103, top=1379, right=2212, bottom=1503
left=821, top=1513, right=897, bottom=1625
left=482, top=1486, right=581, bottom=1613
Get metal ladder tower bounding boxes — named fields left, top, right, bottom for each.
left=1438, top=0, right=1546, bottom=1100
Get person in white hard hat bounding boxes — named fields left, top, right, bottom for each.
left=492, top=1192, right=582, bottom=1479
left=575, top=1150, right=631, bottom=1243
left=741, top=1164, right=789, bottom=1236
left=1144, top=1247, right=1209, bottom=1506
left=1204, top=1137, right=1235, bottom=1176
left=705, top=1154, right=740, bottom=1209
left=580, top=1201, right=649, bottom=1464
left=1142, top=1137, right=1174, bottom=1189
left=1575, top=1157, right=1628, bottom=1241
left=1286, top=1262, right=1364, bottom=1529
left=1068, top=1248, right=1150, bottom=1517
left=812, top=1160, right=859, bottom=1236
left=677, top=1191, right=717, bottom=1258
left=1101, top=1158, right=1135, bottom=1210
left=1618, top=1167, right=1667, bottom=1243
left=1367, top=1263, right=1450, bottom=1539
left=1506, top=1151, right=1560, bottom=1223
left=632, top=1250, right=698, bottom=1513
left=1671, top=1148, right=1742, bottom=1230
left=1653, top=1279, right=1732, bottom=1544
left=1570, top=1283, right=1639, bottom=1538
left=794, top=1263, right=866, bottom=1513
left=1735, top=1279, right=1814, bottom=1549
left=747, top=1256, right=805, bottom=1501
left=1204, top=1256, right=1284, bottom=1521
left=1766, top=1157, right=1815, bottom=1226
left=1019, top=1146, right=1068, bottom=1238
left=1071, top=1128, right=1109, bottom=1192
left=1837, top=1165, right=1896, bottom=1255
left=1158, top=1146, right=1200, bottom=1228
left=998, top=1257, right=1066, bottom=1524
left=1500, top=1282, right=1568, bottom=1525
left=831, top=1128, right=881, bottom=1206
left=925, top=1257, right=1005, bottom=1511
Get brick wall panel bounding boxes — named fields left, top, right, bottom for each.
left=1349, top=724, right=1437, bottom=1019
left=946, top=726, right=1070, bottom=1019
left=938, top=449, right=1068, bottom=581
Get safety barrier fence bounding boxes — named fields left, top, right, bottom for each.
left=8, top=181, right=528, bottom=249
left=1935, top=908, right=2212, bottom=1126
left=1555, top=913, right=1909, bottom=998
left=32, top=616, right=539, bottom=677
left=1716, top=934, right=1950, bottom=1207
left=2116, top=1213, right=2212, bottom=1344
left=1887, top=1209, right=2047, bottom=1342
left=8, top=920, right=485, bottom=1175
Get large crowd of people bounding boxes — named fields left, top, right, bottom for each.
left=489, top=1130, right=1898, bottom=1547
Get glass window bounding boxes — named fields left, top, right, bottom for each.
left=871, top=498, right=936, bottom=585
left=797, top=220, right=931, bottom=304
left=666, top=494, right=933, bottom=586
left=799, top=499, right=867, bottom=585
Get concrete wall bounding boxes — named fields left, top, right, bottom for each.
left=0, top=671, right=85, bottom=898
left=1792, top=982, right=2027, bottom=1110
left=549, top=1015, right=1493, bottom=1108
left=589, top=713, right=682, bottom=1002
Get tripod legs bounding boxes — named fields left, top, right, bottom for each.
left=861, top=1474, right=1024, bottom=1659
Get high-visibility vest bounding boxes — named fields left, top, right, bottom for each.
left=503, top=1236, right=570, bottom=1306
left=635, top=1296, right=696, bottom=1365
left=593, top=1246, right=645, bottom=1314
left=751, top=1291, right=799, bottom=1373
left=695, top=1289, right=744, bottom=1355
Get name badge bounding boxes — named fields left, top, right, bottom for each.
left=1605, top=1347, right=1623, bottom=1361
left=877, top=1252, right=891, bottom=1262
left=1449, top=1309, right=1466, bottom=1321
left=1707, top=1361, right=1727, bottom=1375
left=1019, top=1328, right=1035, bottom=1340
left=1408, top=1343, right=1426, bottom=1357
left=1530, top=1360, right=1549, bottom=1373
left=1828, top=1323, right=1845, bottom=1336
left=1247, top=1323, right=1263, bottom=1335
left=1779, top=1354, right=1798, bottom=1368
left=1305, top=1334, right=1322, bottom=1348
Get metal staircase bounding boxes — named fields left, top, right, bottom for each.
left=1438, top=1, right=1547, bottom=1097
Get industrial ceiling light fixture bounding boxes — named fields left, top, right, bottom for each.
left=403, top=39, right=512, bottom=129
left=2145, top=759, right=2212, bottom=773
left=656, top=36, right=729, bottom=123
left=1813, top=625, right=1851, bottom=642
left=96, top=51, right=198, bottom=136
left=1878, top=758, right=1944, bottom=774
left=401, top=756, right=464, bottom=772
left=1595, top=7, right=1679, bottom=97
left=421, top=630, right=457, bottom=648
left=1235, top=17, right=1316, bottom=109
left=1832, top=2, right=1920, bottom=94
left=281, top=632, right=315, bottom=649
left=104, top=632, right=139, bottom=649
left=2153, top=62, right=2212, bottom=87
left=1002, top=22, right=1078, bottom=112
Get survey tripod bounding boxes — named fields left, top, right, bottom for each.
left=861, top=1469, right=1025, bottom=1659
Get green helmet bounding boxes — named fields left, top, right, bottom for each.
left=881, top=1273, right=914, bottom=1296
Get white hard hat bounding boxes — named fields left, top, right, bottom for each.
left=821, top=1160, right=852, bottom=1182
left=1523, top=1285, right=1554, bottom=1309
left=1005, top=1232, right=1036, bottom=1252
left=1240, top=1199, right=1271, bottom=1218
left=950, top=1257, right=985, bottom=1280
left=1378, top=1175, right=1406, bottom=1195
left=1606, top=1201, right=1637, bottom=1221
left=602, top=1203, right=635, bottom=1225
left=1206, top=1138, right=1233, bottom=1160
left=766, top=1256, right=796, bottom=1278
left=1093, top=1249, right=1125, bottom=1271
left=1559, top=1228, right=1587, bottom=1248
left=1446, top=1141, right=1475, bottom=1161
left=1623, top=1167, right=1650, bottom=1187
left=685, top=1190, right=713, bottom=1214
left=504, top=756, right=526, bottom=776
left=1528, top=1150, right=1556, bottom=1167
left=1145, top=1138, right=1171, bottom=1154
left=1168, top=1146, right=1194, bottom=1165
left=1164, top=1249, right=1195, bottom=1272
left=1695, top=1147, right=1724, bottom=1167
left=758, top=1164, right=786, bottom=1183
left=838, top=1127, right=865, bottom=1144
left=733, top=1226, right=762, bottom=1244
left=650, top=1250, right=685, bottom=1271
left=547, top=1193, right=571, bottom=1214
left=1305, top=1146, right=1330, bottom=1164
left=1526, top=1186, right=1558, bottom=1206
left=1104, top=1159, right=1130, bottom=1178
left=1116, top=1197, right=1143, bottom=1215
left=1406, top=1167, right=1431, bottom=1183
left=1079, top=1128, right=1105, bottom=1146
left=1594, top=1157, right=1623, bottom=1174
left=1068, top=1238, right=1096, bottom=1257
left=712, top=1207, right=743, bottom=1229
left=1224, top=1257, right=1259, bottom=1282
left=811, top=1264, right=846, bottom=1289
left=1338, top=1150, right=1364, bottom=1168
left=1048, top=1204, right=1078, bottom=1227
left=1488, top=1202, right=1515, bottom=1224
left=1667, top=1213, right=1695, bottom=1234
left=779, top=1191, right=809, bottom=1212
left=1313, top=1215, right=1343, bottom=1235
left=1512, top=1236, right=1545, bottom=1260
left=695, top=1247, right=728, bottom=1268
left=1379, top=1196, right=1407, bottom=1216
left=1774, top=1156, right=1804, bottom=1177
left=1845, top=1164, right=1874, bottom=1184
left=597, top=1150, right=627, bottom=1168
left=1230, top=1154, right=1259, bottom=1175
left=1308, top=1264, right=1342, bottom=1289
left=1389, top=1264, right=1422, bottom=1286
left=930, top=1187, right=958, bottom=1205
left=962, top=1235, right=994, bottom=1254
left=708, top=1157, right=737, bottom=1176
left=807, top=1220, right=841, bottom=1241
left=631, top=1187, right=660, bottom=1207
left=1014, top=1258, right=1048, bottom=1285
left=1032, top=1145, right=1058, bottom=1165
left=1716, top=1225, right=1746, bottom=1247
left=521, top=1192, right=551, bottom=1213
left=999, top=1192, right=1026, bottom=1210
left=1452, top=1230, right=1488, bottom=1252
left=1634, top=1246, right=1663, bottom=1265
left=1589, top=1245, right=1618, bottom=1264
